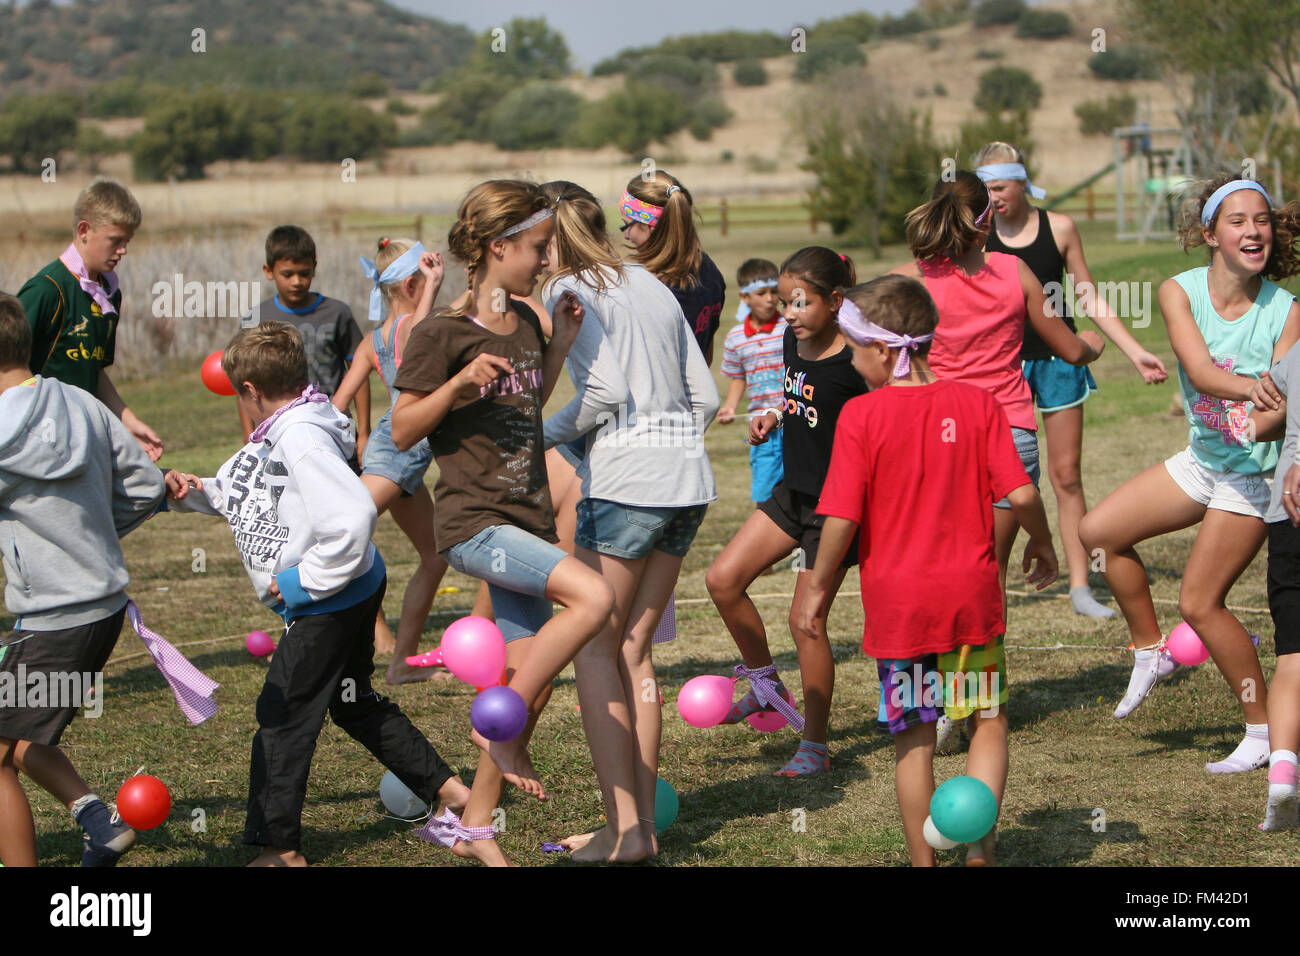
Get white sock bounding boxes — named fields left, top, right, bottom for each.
left=1206, top=722, right=1270, bottom=774
left=1070, top=586, right=1116, bottom=619
left=1113, top=646, right=1166, bottom=719
left=1262, top=751, right=1299, bottom=830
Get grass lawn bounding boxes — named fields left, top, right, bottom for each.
left=17, top=220, right=1300, bottom=866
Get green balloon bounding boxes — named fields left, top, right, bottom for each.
left=929, top=775, right=997, bottom=844
left=654, top=777, right=679, bottom=834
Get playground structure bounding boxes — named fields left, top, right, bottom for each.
left=1111, top=124, right=1197, bottom=243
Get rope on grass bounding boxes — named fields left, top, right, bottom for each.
left=673, top=589, right=1271, bottom=615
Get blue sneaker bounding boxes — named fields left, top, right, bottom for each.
left=76, top=798, right=135, bottom=867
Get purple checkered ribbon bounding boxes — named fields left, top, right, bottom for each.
left=735, top=662, right=803, bottom=731
left=415, top=808, right=495, bottom=846
left=249, top=384, right=330, bottom=443
left=125, top=600, right=219, bottom=725
left=652, top=594, right=677, bottom=645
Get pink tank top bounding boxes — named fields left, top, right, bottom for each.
left=919, top=251, right=1035, bottom=430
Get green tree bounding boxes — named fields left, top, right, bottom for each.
left=974, top=0, right=1026, bottom=26
left=132, top=90, right=236, bottom=180
left=0, top=92, right=80, bottom=172
left=484, top=82, right=581, bottom=150
left=467, top=17, right=570, bottom=81
left=419, top=73, right=512, bottom=142
left=1015, top=9, right=1071, bottom=38
left=576, top=81, right=688, bottom=155
left=1074, top=94, right=1137, bottom=135
left=794, top=39, right=867, bottom=82
left=975, top=65, right=1042, bottom=112
left=733, top=58, right=768, bottom=87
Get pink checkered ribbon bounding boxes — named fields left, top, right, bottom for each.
left=60, top=242, right=120, bottom=316
left=735, top=662, right=803, bottom=731
left=415, top=808, right=495, bottom=846
left=249, top=384, right=330, bottom=443
left=125, top=600, right=220, bottom=725
left=652, top=594, right=677, bottom=645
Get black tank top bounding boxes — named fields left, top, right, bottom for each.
left=985, top=207, right=1076, bottom=361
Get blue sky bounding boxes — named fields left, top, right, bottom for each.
left=395, top=0, right=920, bottom=67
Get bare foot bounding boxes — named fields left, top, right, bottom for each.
left=247, top=847, right=308, bottom=867
left=558, top=829, right=598, bottom=851
left=470, top=728, right=547, bottom=801
left=385, top=663, right=455, bottom=685
left=450, top=835, right=516, bottom=867
left=436, top=776, right=471, bottom=815
left=571, top=826, right=648, bottom=863
left=965, top=830, right=997, bottom=867
left=639, top=819, right=659, bottom=857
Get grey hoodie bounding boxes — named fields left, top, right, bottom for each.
left=0, top=376, right=165, bottom=630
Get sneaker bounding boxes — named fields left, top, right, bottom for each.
left=77, top=800, right=136, bottom=867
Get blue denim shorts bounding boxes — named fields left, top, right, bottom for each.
left=441, top=525, right=565, bottom=642
left=575, top=499, right=709, bottom=560
left=1022, top=357, right=1098, bottom=413
left=750, top=429, right=784, bottom=503
left=555, top=436, right=587, bottom=469
left=362, top=410, right=432, bottom=497
left=993, top=426, right=1041, bottom=510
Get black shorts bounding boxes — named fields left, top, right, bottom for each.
left=1269, top=520, right=1300, bottom=656
left=0, top=606, right=126, bottom=745
left=757, top=480, right=859, bottom=570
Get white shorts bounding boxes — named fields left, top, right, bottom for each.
left=1164, top=447, right=1273, bottom=519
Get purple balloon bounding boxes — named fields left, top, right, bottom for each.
left=471, top=686, right=529, bottom=742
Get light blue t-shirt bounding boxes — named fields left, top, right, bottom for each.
left=1172, top=267, right=1293, bottom=475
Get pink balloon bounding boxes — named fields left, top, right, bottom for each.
left=1167, top=621, right=1210, bottom=667
left=677, top=675, right=737, bottom=728
left=440, top=616, right=507, bottom=687
left=246, top=630, right=275, bottom=657
left=747, top=687, right=797, bottom=732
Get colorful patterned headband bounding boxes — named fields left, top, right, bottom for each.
left=621, top=189, right=664, bottom=227
left=976, top=163, right=1046, bottom=201
left=837, top=298, right=933, bottom=379
left=360, top=241, right=426, bottom=324
left=1201, top=180, right=1273, bottom=226
left=496, top=207, right=554, bottom=240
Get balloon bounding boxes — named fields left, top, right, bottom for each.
left=379, top=771, right=429, bottom=819
left=115, top=774, right=172, bottom=830
left=474, top=670, right=510, bottom=694
left=654, top=777, right=679, bottom=833
left=440, top=616, right=507, bottom=688
left=929, top=776, right=997, bottom=844
left=676, top=675, right=736, bottom=728
left=245, top=630, right=275, bottom=657
left=1166, top=621, right=1210, bottom=667
left=200, top=351, right=236, bottom=396
left=470, top=686, right=528, bottom=742
left=923, top=814, right=960, bottom=850
left=746, top=687, right=797, bottom=732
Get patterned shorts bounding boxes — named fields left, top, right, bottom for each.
left=875, top=635, right=1009, bottom=734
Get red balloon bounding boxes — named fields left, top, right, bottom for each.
left=200, top=350, right=236, bottom=396
left=115, top=774, right=172, bottom=830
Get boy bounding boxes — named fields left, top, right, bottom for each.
left=240, top=226, right=370, bottom=462
left=17, top=180, right=163, bottom=462
left=0, top=293, right=165, bottom=867
left=164, top=322, right=465, bottom=866
left=800, top=275, right=1060, bottom=867
left=718, top=259, right=786, bottom=504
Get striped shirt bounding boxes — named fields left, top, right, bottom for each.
left=721, top=318, right=787, bottom=414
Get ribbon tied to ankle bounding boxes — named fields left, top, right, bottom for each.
left=734, top=662, right=804, bottom=731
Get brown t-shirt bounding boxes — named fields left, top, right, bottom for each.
left=393, top=300, right=557, bottom=551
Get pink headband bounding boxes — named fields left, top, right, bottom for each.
left=837, top=298, right=933, bottom=379
left=620, top=189, right=663, bottom=227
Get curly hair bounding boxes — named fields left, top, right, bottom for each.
left=1176, top=174, right=1300, bottom=281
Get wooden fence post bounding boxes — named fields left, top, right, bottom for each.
left=1086, top=186, right=1095, bottom=222
left=719, top=198, right=728, bottom=237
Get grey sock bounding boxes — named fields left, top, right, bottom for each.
left=1071, top=586, right=1116, bottom=619
left=70, top=793, right=100, bottom=820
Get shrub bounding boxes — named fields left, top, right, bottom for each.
left=349, top=72, right=390, bottom=98
left=733, top=58, right=768, bottom=86
left=0, top=92, right=81, bottom=172
left=975, top=47, right=1005, bottom=59
left=1075, top=94, right=1137, bottom=135
left=878, top=10, right=932, bottom=37
left=1087, top=46, right=1159, bottom=80
left=688, top=96, right=733, bottom=140
left=1015, top=9, right=1071, bottom=39
left=576, top=81, right=688, bottom=155
left=484, top=82, right=581, bottom=150
left=975, top=65, right=1042, bottom=112
left=811, top=12, right=879, bottom=43
left=974, top=0, right=1026, bottom=27
left=794, top=39, right=866, bottom=82
left=386, top=97, right=417, bottom=116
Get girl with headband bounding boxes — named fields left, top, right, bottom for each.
left=1081, top=177, right=1300, bottom=771
left=706, top=246, right=867, bottom=777
left=801, top=274, right=1059, bottom=865
left=621, top=170, right=727, bottom=365
left=332, top=237, right=450, bottom=684
left=391, top=180, right=615, bottom=865
left=976, top=141, right=1169, bottom=621
left=539, top=181, right=719, bottom=862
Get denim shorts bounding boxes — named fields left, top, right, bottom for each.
left=575, top=498, right=709, bottom=560
left=362, top=411, right=432, bottom=497
left=993, top=426, right=1041, bottom=510
left=441, top=525, right=566, bottom=642
left=555, top=436, right=588, bottom=469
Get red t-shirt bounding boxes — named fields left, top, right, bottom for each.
left=817, top=379, right=1031, bottom=658
left=920, top=252, right=1036, bottom=431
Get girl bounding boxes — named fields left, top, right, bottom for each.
left=705, top=247, right=866, bottom=777
left=889, top=171, right=1102, bottom=598
left=800, top=274, right=1060, bottom=865
left=976, top=142, right=1169, bottom=620
left=620, top=170, right=727, bottom=365
left=1080, top=179, right=1299, bottom=769
left=333, top=238, right=449, bottom=684
left=390, top=180, right=615, bottom=865
left=540, top=182, right=719, bottom=862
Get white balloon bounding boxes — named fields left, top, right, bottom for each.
left=923, top=815, right=960, bottom=850
left=379, top=771, right=429, bottom=819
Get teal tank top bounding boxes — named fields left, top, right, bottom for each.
left=1172, top=267, right=1293, bottom=474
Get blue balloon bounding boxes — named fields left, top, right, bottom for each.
left=470, top=686, right=528, bottom=742
left=654, top=777, right=679, bottom=834
left=929, top=776, right=997, bottom=844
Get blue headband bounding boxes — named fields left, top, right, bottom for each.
left=976, top=163, right=1046, bottom=201
left=1201, top=180, right=1273, bottom=226
left=740, top=278, right=778, bottom=294
left=360, top=242, right=425, bottom=324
